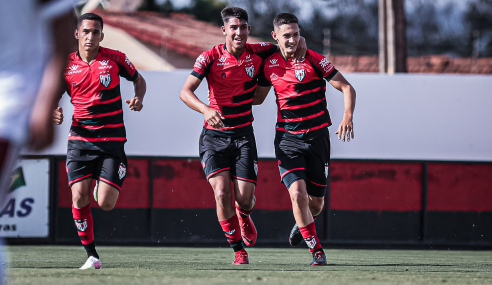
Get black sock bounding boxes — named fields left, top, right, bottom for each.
left=230, top=240, right=244, bottom=252
left=83, top=242, right=99, bottom=259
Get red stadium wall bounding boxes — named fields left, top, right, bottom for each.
left=52, top=157, right=492, bottom=247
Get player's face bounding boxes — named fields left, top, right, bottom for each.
left=273, top=23, right=300, bottom=57
left=75, top=20, right=104, bottom=53
left=222, top=17, right=250, bottom=52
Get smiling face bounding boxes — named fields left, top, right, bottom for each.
left=272, top=23, right=300, bottom=59
left=222, top=17, right=250, bottom=56
left=75, top=19, right=104, bottom=54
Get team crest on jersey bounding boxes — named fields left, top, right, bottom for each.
left=245, top=65, right=255, bottom=78
left=118, top=163, right=127, bottom=180
left=100, top=74, right=111, bottom=88
left=325, top=163, right=329, bottom=178
left=304, top=235, right=317, bottom=249
left=74, top=219, right=88, bottom=232
left=295, top=69, right=305, bottom=82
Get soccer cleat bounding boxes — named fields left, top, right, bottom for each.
left=289, top=223, right=303, bottom=246
left=310, top=250, right=327, bottom=266
left=236, top=208, right=257, bottom=247
left=232, top=250, right=249, bottom=265
left=80, top=256, right=102, bottom=270
left=93, top=180, right=99, bottom=202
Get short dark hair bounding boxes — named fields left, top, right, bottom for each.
left=221, top=7, right=248, bottom=24
left=273, top=13, right=298, bottom=28
left=77, top=13, right=103, bottom=30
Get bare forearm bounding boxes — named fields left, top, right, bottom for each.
left=134, top=75, right=146, bottom=101
left=180, top=89, right=209, bottom=114
left=342, top=85, right=356, bottom=118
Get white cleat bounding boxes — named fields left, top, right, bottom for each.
left=79, top=256, right=102, bottom=270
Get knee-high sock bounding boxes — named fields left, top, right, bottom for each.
left=72, top=204, right=94, bottom=245
left=299, top=221, right=323, bottom=253
left=219, top=216, right=244, bottom=252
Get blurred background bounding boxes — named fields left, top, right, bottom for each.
left=2, top=0, right=491, bottom=249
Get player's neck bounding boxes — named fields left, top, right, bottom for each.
left=78, top=47, right=99, bottom=64
left=227, top=46, right=245, bottom=59
left=279, top=49, right=293, bottom=61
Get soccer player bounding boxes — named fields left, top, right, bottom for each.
left=53, top=13, right=147, bottom=269
left=254, top=13, right=356, bottom=266
left=0, top=0, right=73, bottom=281
left=180, top=7, right=306, bottom=265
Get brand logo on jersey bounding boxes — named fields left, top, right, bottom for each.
left=100, top=60, right=109, bottom=65
left=259, top=42, right=268, bottom=46
left=99, top=74, right=111, bottom=88
left=118, top=163, right=126, bottom=180
left=74, top=219, right=88, bottom=232
left=319, top=58, right=334, bottom=73
left=254, top=161, right=258, bottom=175
left=246, top=54, right=251, bottom=59
left=245, top=65, right=255, bottom=78
left=304, top=236, right=317, bottom=249
left=217, top=56, right=229, bottom=66
left=325, top=163, right=329, bottom=178
left=68, top=64, right=82, bottom=75
left=98, top=60, right=113, bottom=69
left=295, top=69, right=305, bottom=82
left=269, top=59, right=279, bottom=68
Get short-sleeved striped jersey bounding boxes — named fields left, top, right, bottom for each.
left=191, top=42, right=277, bottom=137
left=64, top=47, right=139, bottom=153
left=258, top=49, right=338, bottom=140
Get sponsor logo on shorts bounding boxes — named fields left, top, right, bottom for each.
left=325, top=163, right=329, bottom=178
left=304, top=235, right=317, bottom=249
left=254, top=161, right=258, bottom=175
left=118, top=163, right=127, bottom=180
left=245, top=65, right=255, bottom=79
left=74, top=219, right=88, bottom=232
left=100, top=74, right=111, bottom=88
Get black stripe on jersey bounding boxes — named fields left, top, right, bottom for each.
left=99, top=85, right=121, bottom=101
left=243, top=79, right=257, bottom=91
left=70, top=125, right=126, bottom=138
left=294, top=79, right=326, bottom=94
left=276, top=112, right=330, bottom=131
left=222, top=114, right=253, bottom=128
left=76, top=112, right=124, bottom=126
left=117, top=63, right=139, bottom=81
left=232, top=89, right=255, bottom=104
left=68, top=140, right=126, bottom=152
left=286, top=90, right=326, bottom=107
left=221, top=102, right=252, bottom=116
left=280, top=104, right=327, bottom=120
left=87, top=97, right=122, bottom=115
left=256, top=45, right=278, bottom=60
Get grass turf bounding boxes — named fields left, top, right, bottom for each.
left=3, top=246, right=492, bottom=285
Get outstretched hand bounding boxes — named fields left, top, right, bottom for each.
left=125, top=97, right=143, bottom=111
left=335, top=116, right=354, bottom=142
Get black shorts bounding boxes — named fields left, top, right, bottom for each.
left=275, top=132, right=330, bottom=197
left=199, top=129, right=258, bottom=184
left=66, top=148, right=127, bottom=191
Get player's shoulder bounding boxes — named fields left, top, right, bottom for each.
left=263, top=50, right=281, bottom=64
left=305, top=49, right=325, bottom=62
left=197, top=44, right=223, bottom=62
left=99, top=46, right=126, bottom=60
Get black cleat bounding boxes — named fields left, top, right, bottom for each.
left=289, top=223, right=303, bottom=246
left=310, top=250, right=327, bottom=266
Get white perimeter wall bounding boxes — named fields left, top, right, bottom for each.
left=26, top=71, right=492, bottom=161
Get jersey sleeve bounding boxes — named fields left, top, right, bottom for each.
left=191, top=50, right=214, bottom=80
left=306, top=50, right=338, bottom=81
left=249, top=42, right=278, bottom=60
left=113, top=51, right=139, bottom=81
left=257, top=61, right=271, bottom=87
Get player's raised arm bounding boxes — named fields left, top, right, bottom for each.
left=180, top=75, right=224, bottom=129
left=329, top=72, right=356, bottom=142
left=291, top=36, right=307, bottom=62
left=126, top=74, right=146, bottom=111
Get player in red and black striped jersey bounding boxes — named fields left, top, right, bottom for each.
left=255, top=13, right=356, bottom=266
left=53, top=13, right=147, bottom=270
left=180, top=7, right=307, bottom=265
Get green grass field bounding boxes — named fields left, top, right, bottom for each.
left=3, top=246, right=491, bottom=285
